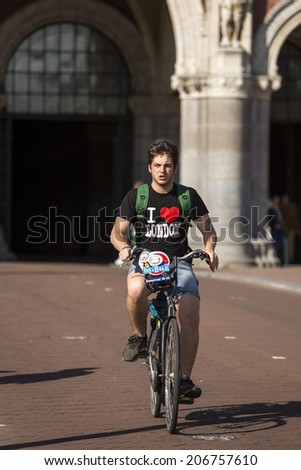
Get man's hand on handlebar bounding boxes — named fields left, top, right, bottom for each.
left=119, top=246, right=144, bottom=266
left=204, top=249, right=219, bottom=272
left=178, top=249, right=218, bottom=272
left=118, top=245, right=132, bottom=262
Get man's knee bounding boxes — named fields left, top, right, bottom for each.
left=127, top=276, right=147, bottom=302
left=178, top=294, right=200, bottom=327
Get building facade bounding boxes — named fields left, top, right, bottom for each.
left=0, top=0, right=300, bottom=263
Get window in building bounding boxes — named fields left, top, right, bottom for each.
left=5, top=23, right=130, bottom=115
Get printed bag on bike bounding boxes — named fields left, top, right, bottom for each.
left=138, top=251, right=174, bottom=289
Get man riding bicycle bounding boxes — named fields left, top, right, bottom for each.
left=110, top=139, right=219, bottom=402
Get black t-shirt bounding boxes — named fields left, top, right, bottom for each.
left=119, top=183, right=208, bottom=257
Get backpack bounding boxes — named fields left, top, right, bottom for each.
left=135, top=183, right=191, bottom=222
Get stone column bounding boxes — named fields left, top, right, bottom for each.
left=166, top=0, right=285, bottom=264
left=172, top=70, right=275, bottom=265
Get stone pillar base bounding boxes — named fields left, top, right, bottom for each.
left=214, top=241, right=255, bottom=267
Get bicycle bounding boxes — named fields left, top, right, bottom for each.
left=123, top=247, right=210, bottom=434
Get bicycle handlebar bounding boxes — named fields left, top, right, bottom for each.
left=121, top=246, right=211, bottom=267
left=177, top=249, right=211, bottom=264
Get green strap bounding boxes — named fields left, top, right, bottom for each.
left=135, top=182, right=190, bottom=220
left=177, top=184, right=191, bottom=219
left=135, top=183, right=149, bottom=220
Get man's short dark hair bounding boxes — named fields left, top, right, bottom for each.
left=148, top=139, right=179, bottom=167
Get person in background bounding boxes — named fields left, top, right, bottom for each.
left=281, top=194, right=301, bottom=264
left=267, top=195, right=286, bottom=266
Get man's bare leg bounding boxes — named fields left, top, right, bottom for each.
left=176, top=294, right=200, bottom=377
left=126, top=271, right=149, bottom=337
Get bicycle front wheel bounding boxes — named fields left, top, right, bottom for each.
left=147, top=316, right=161, bottom=417
left=164, top=317, right=181, bottom=434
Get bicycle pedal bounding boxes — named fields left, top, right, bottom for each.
left=179, top=396, right=194, bottom=405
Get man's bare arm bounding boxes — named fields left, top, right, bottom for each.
left=194, top=214, right=219, bottom=271
left=110, top=216, right=132, bottom=261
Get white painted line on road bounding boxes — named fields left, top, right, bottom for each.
left=104, top=287, right=113, bottom=292
left=272, top=356, right=287, bottom=360
left=191, top=434, right=237, bottom=441
left=0, top=424, right=6, bottom=427
left=60, top=336, right=89, bottom=340
left=224, top=336, right=237, bottom=339
left=85, top=280, right=94, bottom=285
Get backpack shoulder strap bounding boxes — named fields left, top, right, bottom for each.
left=135, top=183, right=190, bottom=220
left=135, top=183, right=149, bottom=219
left=177, top=184, right=191, bottom=219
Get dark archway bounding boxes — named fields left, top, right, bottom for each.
left=5, top=23, right=133, bottom=261
left=270, top=29, right=301, bottom=262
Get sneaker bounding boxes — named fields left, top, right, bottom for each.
left=179, top=396, right=194, bottom=405
left=122, top=334, right=147, bottom=362
left=179, top=377, right=202, bottom=403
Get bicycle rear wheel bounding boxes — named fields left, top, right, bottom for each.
left=164, top=317, right=180, bottom=434
left=147, top=317, right=161, bottom=417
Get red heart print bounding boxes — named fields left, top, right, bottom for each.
left=160, top=206, right=180, bottom=223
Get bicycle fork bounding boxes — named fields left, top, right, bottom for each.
left=160, top=299, right=176, bottom=383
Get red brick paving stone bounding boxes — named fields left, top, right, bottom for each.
left=0, top=262, right=300, bottom=450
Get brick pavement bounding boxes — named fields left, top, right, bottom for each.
left=195, top=264, right=301, bottom=295
left=0, top=261, right=300, bottom=450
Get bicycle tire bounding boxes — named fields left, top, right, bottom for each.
left=147, top=317, right=161, bottom=417
left=164, top=317, right=181, bottom=434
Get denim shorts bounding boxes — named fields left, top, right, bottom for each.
left=128, top=258, right=200, bottom=298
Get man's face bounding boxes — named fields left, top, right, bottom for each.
left=148, top=153, right=176, bottom=187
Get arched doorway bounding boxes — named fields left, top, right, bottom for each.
left=270, top=26, right=301, bottom=262
left=5, top=22, right=132, bottom=260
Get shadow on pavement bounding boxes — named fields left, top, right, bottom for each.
left=0, top=423, right=167, bottom=450
left=179, top=401, right=301, bottom=435
left=0, top=368, right=97, bottom=384
left=1, top=400, right=299, bottom=449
